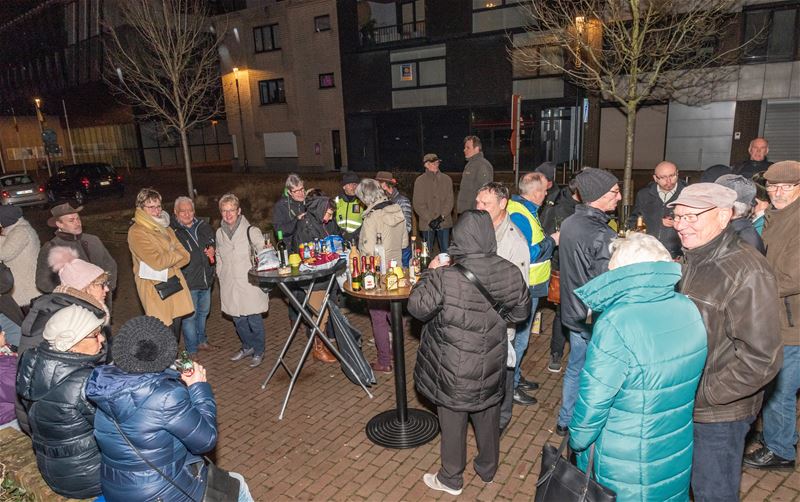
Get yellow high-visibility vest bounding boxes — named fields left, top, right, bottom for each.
left=334, top=196, right=362, bottom=234
left=506, top=199, right=551, bottom=286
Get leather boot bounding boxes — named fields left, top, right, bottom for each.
left=313, top=337, right=336, bottom=363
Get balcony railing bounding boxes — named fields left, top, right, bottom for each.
left=359, top=20, right=426, bottom=47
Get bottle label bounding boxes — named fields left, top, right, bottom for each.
left=363, top=274, right=376, bottom=290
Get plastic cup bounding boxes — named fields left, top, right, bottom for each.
left=437, top=253, right=450, bottom=266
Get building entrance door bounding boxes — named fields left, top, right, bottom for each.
left=332, top=130, right=342, bottom=170
left=540, top=106, right=574, bottom=166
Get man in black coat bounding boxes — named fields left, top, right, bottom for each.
left=733, top=137, right=772, bottom=180
left=170, top=196, right=216, bottom=355
left=629, top=161, right=685, bottom=257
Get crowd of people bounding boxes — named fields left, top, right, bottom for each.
left=0, top=133, right=795, bottom=501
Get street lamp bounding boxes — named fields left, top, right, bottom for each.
left=33, top=97, right=52, bottom=176
left=233, top=67, right=249, bottom=172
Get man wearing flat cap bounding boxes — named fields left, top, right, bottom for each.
left=670, top=183, right=782, bottom=500
left=36, top=202, right=117, bottom=295
left=413, top=154, right=453, bottom=254
left=744, top=160, right=800, bottom=471
left=334, top=172, right=363, bottom=242
left=555, top=167, right=621, bottom=437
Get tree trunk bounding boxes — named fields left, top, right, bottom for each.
left=622, top=105, right=637, bottom=214
left=180, top=129, right=195, bottom=198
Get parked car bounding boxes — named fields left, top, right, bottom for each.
left=46, top=163, right=124, bottom=205
left=0, top=174, right=48, bottom=207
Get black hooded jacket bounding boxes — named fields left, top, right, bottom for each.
left=409, top=210, right=530, bottom=412
left=169, top=216, right=216, bottom=290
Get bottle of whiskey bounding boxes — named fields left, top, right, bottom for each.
left=363, top=256, right=376, bottom=290
left=386, top=260, right=399, bottom=291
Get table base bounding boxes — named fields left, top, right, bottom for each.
left=365, top=409, right=439, bottom=449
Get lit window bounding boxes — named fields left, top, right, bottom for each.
left=319, top=73, right=335, bottom=88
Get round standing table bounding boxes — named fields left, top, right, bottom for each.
left=343, top=283, right=439, bottom=449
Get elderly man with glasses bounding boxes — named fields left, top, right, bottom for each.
left=629, top=161, right=686, bottom=257
left=744, top=161, right=800, bottom=471
left=669, top=183, right=782, bottom=501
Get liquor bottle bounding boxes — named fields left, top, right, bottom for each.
left=386, top=260, right=399, bottom=290
left=634, top=215, right=647, bottom=233
left=409, top=248, right=420, bottom=285
left=420, top=242, right=431, bottom=269
left=173, top=350, right=194, bottom=376
left=363, top=257, right=376, bottom=290
left=375, top=233, right=386, bottom=275
left=276, top=230, right=289, bottom=267
left=351, top=256, right=362, bottom=291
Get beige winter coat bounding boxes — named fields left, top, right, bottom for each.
left=359, top=201, right=409, bottom=265
left=0, top=218, right=41, bottom=306
left=215, top=216, right=269, bottom=317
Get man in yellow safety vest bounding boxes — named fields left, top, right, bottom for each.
left=334, top=171, right=363, bottom=242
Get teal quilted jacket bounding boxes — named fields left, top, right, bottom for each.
left=569, top=261, right=707, bottom=502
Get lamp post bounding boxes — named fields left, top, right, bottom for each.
left=33, top=98, right=52, bottom=177
left=233, top=67, right=248, bottom=172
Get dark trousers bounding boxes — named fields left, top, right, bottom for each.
left=499, top=367, right=514, bottom=431
left=550, top=304, right=568, bottom=357
left=437, top=402, right=501, bottom=490
left=692, top=417, right=754, bottom=502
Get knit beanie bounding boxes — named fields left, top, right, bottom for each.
left=112, top=316, right=177, bottom=374
left=43, top=304, right=104, bottom=351
left=342, top=172, right=360, bottom=186
left=535, top=161, right=557, bottom=182
left=575, top=168, right=618, bottom=203
left=0, top=206, right=22, bottom=227
left=715, top=174, right=757, bottom=207
left=48, top=246, right=105, bottom=290
left=700, top=164, right=732, bottom=183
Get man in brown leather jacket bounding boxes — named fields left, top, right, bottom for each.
left=669, top=183, right=782, bottom=502
left=744, top=160, right=800, bottom=471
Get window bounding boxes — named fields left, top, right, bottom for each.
left=253, top=24, right=280, bottom=53
left=742, top=6, right=798, bottom=63
left=314, top=15, right=331, bottom=32
left=259, top=79, right=286, bottom=104
left=319, top=73, right=335, bottom=88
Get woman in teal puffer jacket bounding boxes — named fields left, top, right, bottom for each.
left=569, top=233, right=707, bottom=502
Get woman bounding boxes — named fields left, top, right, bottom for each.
left=216, top=193, right=269, bottom=368
left=273, top=173, right=314, bottom=252
left=16, top=305, right=106, bottom=498
left=410, top=210, right=530, bottom=495
left=0, top=205, right=41, bottom=307
left=128, top=188, right=193, bottom=338
left=356, top=178, right=409, bottom=373
left=569, top=233, right=708, bottom=501
left=85, top=315, right=254, bottom=502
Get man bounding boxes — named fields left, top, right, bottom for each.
left=457, top=136, right=493, bottom=214
left=714, top=174, right=764, bottom=254
left=376, top=171, right=413, bottom=266
left=506, top=172, right=558, bottom=405
left=629, top=161, right=685, bottom=257
left=334, top=172, right=363, bottom=242
left=535, top=161, right=560, bottom=207
left=556, top=168, right=620, bottom=436
left=669, top=183, right=782, bottom=500
left=734, top=137, right=772, bottom=180
left=170, top=197, right=216, bottom=355
left=474, top=182, right=530, bottom=433
left=36, top=203, right=117, bottom=295
left=744, top=160, right=800, bottom=471
left=413, top=153, right=453, bottom=254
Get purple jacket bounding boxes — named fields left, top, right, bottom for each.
left=0, top=354, right=17, bottom=424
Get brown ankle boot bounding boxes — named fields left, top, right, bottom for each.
left=313, top=337, right=337, bottom=363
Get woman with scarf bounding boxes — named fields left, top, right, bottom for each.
left=128, top=188, right=193, bottom=339
left=216, top=193, right=270, bottom=368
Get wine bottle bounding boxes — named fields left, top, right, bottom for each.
left=276, top=230, right=289, bottom=267
left=420, top=242, right=430, bottom=269
left=351, top=257, right=362, bottom=291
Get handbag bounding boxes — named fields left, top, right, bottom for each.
left=155, top=275, right=183, bottom=300
left=111, top=418, right=240, bottom=502
left=454, top=263, right=509, bottom=318
left=547, top=270, right=560, bottom=304
left=535, top=433, right=616, bottom=502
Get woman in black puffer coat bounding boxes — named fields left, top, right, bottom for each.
left=410, top=210, right=530, bottom=495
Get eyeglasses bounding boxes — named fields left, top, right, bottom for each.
left=765, top=182, right=799, bottom=192
left=90, top=280, right=110, bottom=289
left=655, top=173, right=678, bottom=180
left=144, top=204, right=162, bottom=210
left=84, top=329, right=103, bottom=340
left=672, top=207, right=716, bottom=223
left=289, top=187, right=305, bottom=194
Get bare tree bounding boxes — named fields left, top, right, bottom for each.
left=512, top=0, right=749, bottom=209
left=104, top=0, right=224, bottom=197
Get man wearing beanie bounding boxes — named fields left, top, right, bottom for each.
left=0, top=205, right=40, bottom=307
left=334, top=171, right=363, bottom=241
left=36, top=202, right=117, bottom=295
left=534, top=161, right=560, bottom=207
left=669, top=183, right=781, bottom=499
left=744, top=160, right=800, bottom=471
left=714, top=174, right=764, bottom=254
left=556, top=167, right=621, bottom=437
left=16, top=304, right=105, bottom=498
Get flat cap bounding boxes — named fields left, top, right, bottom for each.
left=667, top=183, right=737, bottom=209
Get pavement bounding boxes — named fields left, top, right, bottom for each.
left=19, top=169, right=799, bottom=501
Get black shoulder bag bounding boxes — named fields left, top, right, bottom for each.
left=453, top=263, right=510, bottom=318
left=535, top=433, right=616, bottom=502
left=111, top=418, right=240, bottom=502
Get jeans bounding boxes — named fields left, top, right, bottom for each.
left=229, top=471, right=255, bottom=502
left=182, top=288, right=211, bottom=354
left=437, top=402, right=501, bottom=490
left=557, top=331, right=589, bottom=428
left=232, top=314, right=265, bottom=357
left=692, top=417, right=754, bottom=502
left=368, top=301, right=392, bottom=366
left=421, top=228, right=450, bottom=254
left=513, top=291, right=539, bottom=388
left=763, top=345, right=800, bottom=460
left=401, top=246, right=411, bottom=267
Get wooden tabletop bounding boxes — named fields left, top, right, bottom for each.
left=342, top=282, right=412, bottom=301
